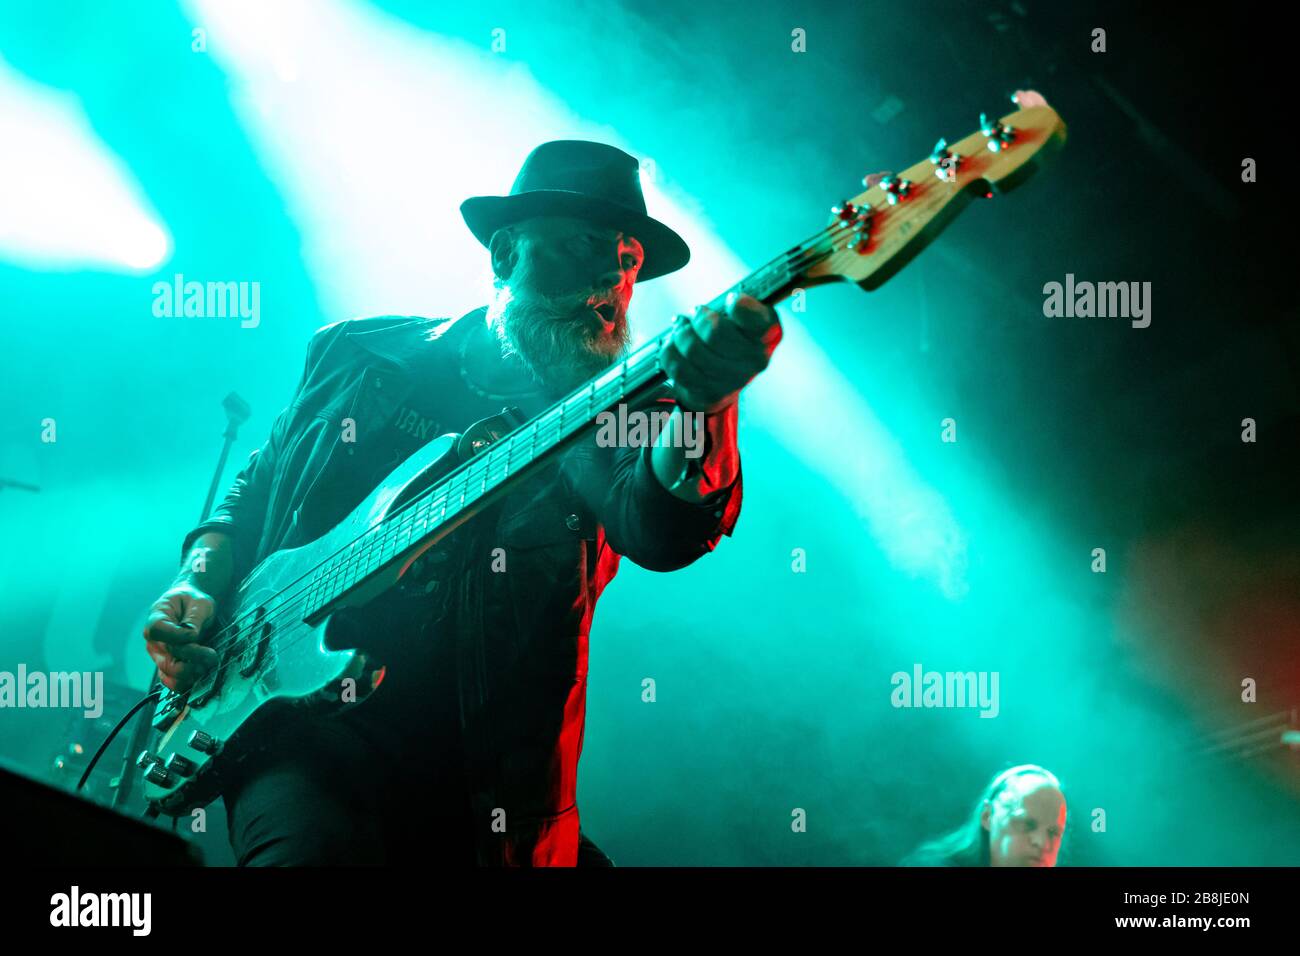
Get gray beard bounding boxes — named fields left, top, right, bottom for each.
left=488, top=288, right=630, bottom=398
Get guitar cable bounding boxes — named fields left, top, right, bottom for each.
left=76, top=688, right=164, bottom=802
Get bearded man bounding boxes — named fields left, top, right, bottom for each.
left=141, top=140, right=782, bottom=866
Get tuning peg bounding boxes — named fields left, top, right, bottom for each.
left=836, top=206, right=874, bottom=254
left=831, top=200, right=858, bottom=222
left=876, top=174, right=912, bottom=205
left=979, top=112, right=1016, bottom=152
left=929, top=138, right=961, bottom=183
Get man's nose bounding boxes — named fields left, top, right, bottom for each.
left=594, top=263, right=624, bottom=293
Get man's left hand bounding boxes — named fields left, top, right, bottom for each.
left=661, top=292, right=783, bottom=415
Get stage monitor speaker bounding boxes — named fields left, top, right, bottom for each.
left=0, top=757, right=200, bottom=865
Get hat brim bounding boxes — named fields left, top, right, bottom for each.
left=460, top=190, right=690, bottom=282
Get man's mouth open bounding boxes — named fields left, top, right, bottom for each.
left=590, top=301, right=616, bottom=333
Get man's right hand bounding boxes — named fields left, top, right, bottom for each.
left=143, top=581, right=220, bottom=692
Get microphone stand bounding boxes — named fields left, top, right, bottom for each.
left=112, top=393, right=251, bottom=813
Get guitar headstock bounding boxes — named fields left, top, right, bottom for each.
left=794, top=91, right=1067, bottom=293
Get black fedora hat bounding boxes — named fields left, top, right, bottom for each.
left=460, top=140, right=690, bottom=282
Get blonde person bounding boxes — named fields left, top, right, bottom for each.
left=901, top=764, right=1067, bottom=867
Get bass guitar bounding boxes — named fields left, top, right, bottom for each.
left=140, top=93, right=1067, bottom=814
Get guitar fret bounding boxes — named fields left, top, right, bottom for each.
left=380, top=519, right=397, bottom=563
left=344, top=541, right=360, bottom=589
left=337, top=546, right=351, bottom=594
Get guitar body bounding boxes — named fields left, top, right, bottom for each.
left=143, top=430, right=470, bottom=814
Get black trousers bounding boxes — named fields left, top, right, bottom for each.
left=223, top=700, right=477, bottom=866
left=222, top=689, right=615, bottom=866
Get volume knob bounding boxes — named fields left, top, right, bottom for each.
left=164, top=753, right=197, bottom=776
left=188, top=730, right=221, bottom=754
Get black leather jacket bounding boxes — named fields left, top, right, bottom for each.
left=181, top=310, right=742, bottom=864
